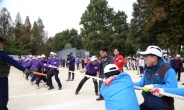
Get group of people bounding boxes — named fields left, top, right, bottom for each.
left=1, top=34, right=184, bottom=110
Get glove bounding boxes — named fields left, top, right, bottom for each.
left=142, top=84, right=154, bottom=92
left=150, top=88, right=164, bottom=97
left=48, top=65, right=53, bottom=68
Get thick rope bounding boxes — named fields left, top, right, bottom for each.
left=134, top=86, right=184, bottom=100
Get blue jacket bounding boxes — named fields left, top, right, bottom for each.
left=170, top=59, right=175, bottom=68
left=69, top=56, right=75, bottom=67
left=134, top=58, right=177, bottom=110
left=0, top=50, right=26, bottom=78
left=164, top=88, right=184, bottom=96
left=101, top=73, right=140, bottom=110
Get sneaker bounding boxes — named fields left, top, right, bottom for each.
left=25, top=77, right=28, bottom=80
left=36, top=84, right=40, bottom=89
left=66, top=79, right=70, bottom=81
left=43, top=82, right=48, bottom=88
left=71, top=79, right=74, bottom=81
left=95, top=93, right=99, bottom=96
left=58, top=87, right=62, bottom=90
left=182, top=83, right=184, bottom=85
left=96, top=97, right=104, bottom=101
left=48, top=87, right=54, bottom=90
left=30, top=82, right=34, bottom=85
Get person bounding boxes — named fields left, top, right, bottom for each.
left=151, top=88, right=184, bottom=97
left=66, top=53, right=75, bottom=81
left=139, top=56, right=145, bottom=77
left=96, top=47, right=113, bottom=101
left=75, top=56, right=100, bottom=96
left=100, top=64, right=140, bottom=110
left=113, top=48, right=126, bottom=72
left=81, top=58, right=84, bottom=69
left=84, top=57, right=88, bottom=66
left=47, top=53, right=62, bottom=90
left=173, top=54, right=182, bottom=82
left=34, top=54, right=48, bottom=89
left=0, top=36, right=28, bottom=110
left=76, top=58, right=80, bottom=70
left=134, top=45, right=177, bottom=110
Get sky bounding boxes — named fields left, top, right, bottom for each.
left=0, top=0, right=137, bottom=37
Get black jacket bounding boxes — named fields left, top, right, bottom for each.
left=99, top=55, right=113, bottom=78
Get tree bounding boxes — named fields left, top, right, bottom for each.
left=80, top=0, right=114, bottom=54
left=0, top=7, right=13, bottom=39
left=111, top=10, right=130, bottom=55
left=14, top=12, right=23, bottom=40
left=52, top=29, right=83, bottom=51
left=64, top=43, right=72, bottom=49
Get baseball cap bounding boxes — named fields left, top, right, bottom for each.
left=0, top=36, right=5, bottom=42
left=53, top=53, right=57, bottom=56
left=41, top=54, right=46, bottom=58
left=90, top=56, right=98, bottom=61
left=70, top=52, right=73, bottom=55
left=176, top=54, right=180, bottom=57
left=139, top=45, right=163, bottom=57
left=50, top=52, right=54, bottom=55
left=104, top=64, right=120, bottom=78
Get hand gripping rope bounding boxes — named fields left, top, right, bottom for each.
left=134, top=86, right=184, bottom=100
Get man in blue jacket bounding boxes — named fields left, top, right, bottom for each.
left=66, top=52, right=75, bottom=81
left=100, top=64, right=140, bottom=110
left=0, top=36, right=28, bottom=110
left=134, top=45, right=177, bottom=110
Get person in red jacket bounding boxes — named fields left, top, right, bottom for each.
left=113, top=48, right=126, bottom=72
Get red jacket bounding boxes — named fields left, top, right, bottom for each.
left=114, top=55, right=126, bottom=72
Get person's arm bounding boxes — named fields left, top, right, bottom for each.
left=119, top=55, right=126, bottom=65
left=80, top=62, right=90, bottom=73
left=164, top=88, right=184, bottom=96
left=54, top=59, right=60, bottom=67
left=154, top=68, right=178, bottom=88
left=134, top=73, right=145, bottom=87
left=1, top=51, right=26, bottom=72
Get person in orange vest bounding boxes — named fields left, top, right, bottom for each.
left=113, top=48, right=126, bottom=72
left=84, top=57, right=88, bottom=66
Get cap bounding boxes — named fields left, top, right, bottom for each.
left=104, top=64, right=120, bottom=78
left=0, top=36, right=5, bottom=42
left=50, top=52, right=54, bottom=55
left=90, top=56, right=98, bottom=61
left=53, top=53, right=57, bottom=56
left=37, top=55, right=41, bottom=59
left=70, top=52, right=73, bottom=55
left=163, top=54, right=167, bottom=57
left=139, top=45, right=163, bottom=57
left=41, top=54, right=46, bottom=58
left=176, top=54, right=180, bottom=57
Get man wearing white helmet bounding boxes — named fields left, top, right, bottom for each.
left=33, top=54, right=48, bottom=88
left=75, top=56, right=100, bottom=95
left=100, top=64, right=139, bottom=110
left=134, top=45, right=177, bottom=110
left=47, top=53, right=62, bottom=90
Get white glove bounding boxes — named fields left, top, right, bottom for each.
left=150, top=88, right=164, bottom=97
left=44, top=63, right=47, bottom=66
left=142, top=84, right=154, bottom=92
left=48, top=65, right=53, bottom=67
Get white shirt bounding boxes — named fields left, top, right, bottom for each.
left=139, top=59, right=145, bottom=67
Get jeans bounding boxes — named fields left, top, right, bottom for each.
left=0, top=77, right=8, bottom=110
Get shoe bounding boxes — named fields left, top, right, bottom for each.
left=71, top=79, right=74, bottom=81
left=36, top=84, right=40, bottom=89
left=140, top=76, right=142, bottom=77
left=95, top=93, right=99, bottom=96
left=75, top=92, right=78, bottom=95
left=25, top=77, right=28, bottom=80
left=96, top=97, right=104, bottom=101
left=30, top=82, right=34, bottom=85
left=48, top=87, right=54, bottom=90
left=43, top=82, right=48, bottom=88
left=66, top=79, right=70, bottom=81
left=182, top=83, right=184, bottom=85
left=58, top=87, right=62, bottom=90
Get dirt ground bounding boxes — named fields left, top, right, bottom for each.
left=7, top=67, right=184, bottom=110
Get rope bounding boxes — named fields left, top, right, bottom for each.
left=60, top=68, right=184, bottom=100
left=69, top=70, right=105, bottom=81
left=134, top=86, right=184, bottom=100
